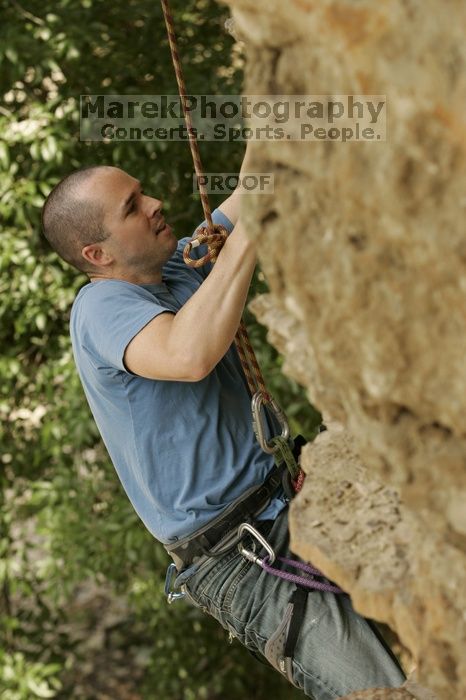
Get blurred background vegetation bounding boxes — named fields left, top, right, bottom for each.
left=0, top=0, right=320, bottom=697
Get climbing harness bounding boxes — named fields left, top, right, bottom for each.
left=160, top=0, right=305, bottom=492
left=164, top=461, right=289, bottom=571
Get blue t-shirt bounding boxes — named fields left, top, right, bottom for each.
left=70, top=208, right=287, bottom=544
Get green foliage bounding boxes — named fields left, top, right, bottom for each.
left=0, top=651, right=62, bottom=700
left=1, top=0, right=315, bottom=697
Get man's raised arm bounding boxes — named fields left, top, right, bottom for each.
left=123, top=218, right=256, bottom=381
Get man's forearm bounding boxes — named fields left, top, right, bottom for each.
left=169, top=219, right=256, bottom=376
left=239, top=139, right=253, bottom=178
left=217, top=141, right=252, bottom=225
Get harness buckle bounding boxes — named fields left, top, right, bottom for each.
left=251, top=391, right=290, bottom=454
left=164, top=563, right=186, bottom=603
left=237, top=522, right=276, bottom=566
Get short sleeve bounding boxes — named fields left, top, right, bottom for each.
left=71, top=280, right=172, bottom=373
left=177, top=207, right=235, bottom=280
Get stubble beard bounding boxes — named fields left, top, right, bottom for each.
left=125, top=233, right=177, bottom=279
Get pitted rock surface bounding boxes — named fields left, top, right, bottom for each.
left=222, top=0, right=466, bottom=697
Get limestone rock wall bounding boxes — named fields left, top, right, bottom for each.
left=221, top=1, right=466, bottom=698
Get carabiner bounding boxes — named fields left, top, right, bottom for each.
left=237, top=522, right=276, bottom=566
left=251, top=391, right=290, bottom=455
left=164, top=563, right=186, bottom=604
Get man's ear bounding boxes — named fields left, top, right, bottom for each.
left=81, top=243, right=113, bottom=268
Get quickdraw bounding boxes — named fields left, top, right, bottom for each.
left=251, top=391, right=290, bottom=455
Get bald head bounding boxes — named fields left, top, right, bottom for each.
left=41, top=165, right=112, bottom=274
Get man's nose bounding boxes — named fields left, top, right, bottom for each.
left=144, top=195, right=162, bottom=219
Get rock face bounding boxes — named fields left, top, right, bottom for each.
left=221, top=0, right=466, bottom=698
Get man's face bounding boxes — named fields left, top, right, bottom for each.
left=83, top=167, right=178, bottom=282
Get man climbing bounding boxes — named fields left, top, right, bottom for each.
left=41, top=157, right=406, bottom=699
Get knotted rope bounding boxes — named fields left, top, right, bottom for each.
left=181, top=224, right=229, bottom=268
left=161, top=0, right=270, bottom=400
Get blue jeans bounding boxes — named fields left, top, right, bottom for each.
left=178, top=506, right=406, bottom=699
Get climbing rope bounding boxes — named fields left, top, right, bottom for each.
left=160, top=0, right=213, bottom=232
left=261, top=557, right=344, bottom=594
left=160, top=0, right=305, bottom=491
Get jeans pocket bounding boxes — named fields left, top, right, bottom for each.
left=182, top=583, right=208, bottom=613
left=184, top=547, right=239, bottom=612
left=222, top=555, right=252, bottom=613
